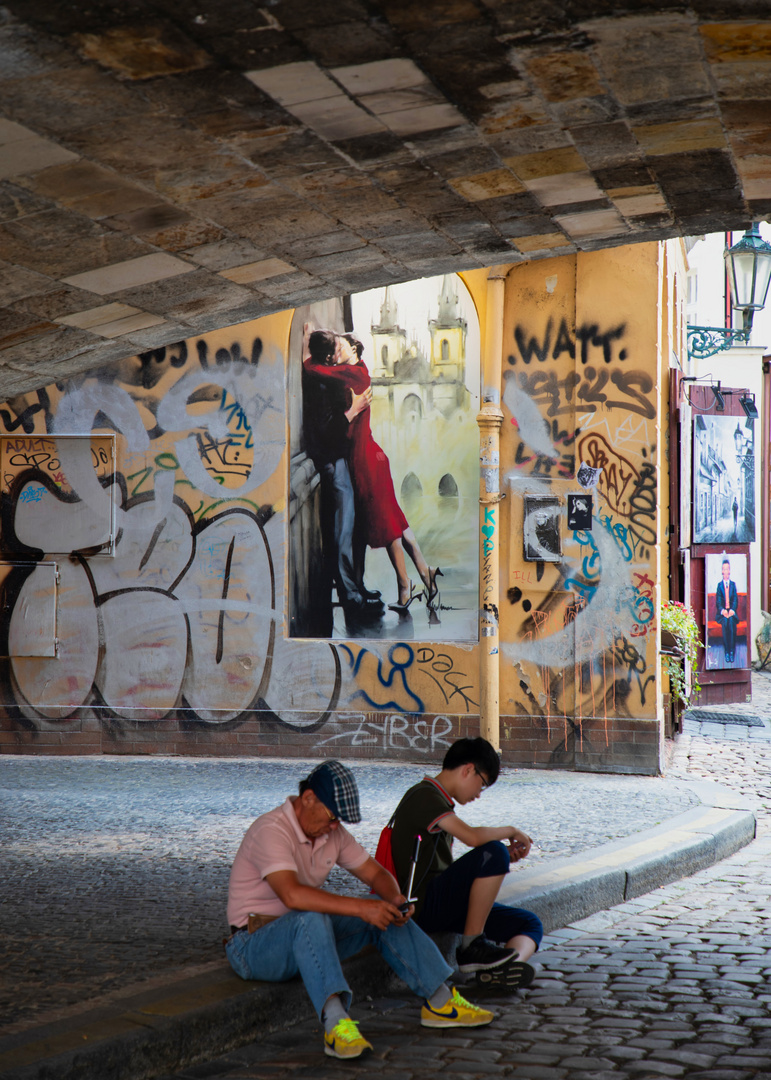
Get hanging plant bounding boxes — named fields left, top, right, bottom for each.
left=661, top=600, right=703, bottom=707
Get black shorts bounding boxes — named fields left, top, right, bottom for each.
left=416, top=841, right=543, bottom=948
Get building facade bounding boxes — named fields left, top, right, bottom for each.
left=0, top=241, right=687, bottom=773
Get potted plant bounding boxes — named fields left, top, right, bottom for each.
left=660, top=599, right=703, bottom=707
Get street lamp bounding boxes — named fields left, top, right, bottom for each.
left=725, top=224, right=771, bottom=332
left=687, top=224, right=771, bottom=360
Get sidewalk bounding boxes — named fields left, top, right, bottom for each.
left=682, top=666, right=771, bottom=740
left=0, top=745, right=759, bottom=1080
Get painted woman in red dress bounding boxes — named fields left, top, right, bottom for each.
left=304, top=332, right=441, bottom=613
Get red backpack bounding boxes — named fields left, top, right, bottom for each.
left=374, top=815, right=397, bottom=878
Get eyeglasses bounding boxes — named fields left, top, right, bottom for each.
left=473, top=766, right=490, bottom=789
left=321, top=802, right=339, bottom=823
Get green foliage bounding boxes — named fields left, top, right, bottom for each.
left=661, top=600, right=703, bottom=707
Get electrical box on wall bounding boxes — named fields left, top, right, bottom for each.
left=0, top=561, right=58, bottom=657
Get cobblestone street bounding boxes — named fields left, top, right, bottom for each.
left=159, top=698, right=771, bottom=1080
left=0, top=758, right=700, bottom=1028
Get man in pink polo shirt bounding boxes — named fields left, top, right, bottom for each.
left=225, top=760, right=494, bottom=1060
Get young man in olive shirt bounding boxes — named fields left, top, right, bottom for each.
left=390, top=738, right=542, bottom=990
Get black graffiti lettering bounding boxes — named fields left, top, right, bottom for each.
left=514, top=319, right=552, bottom=364
left=558, top=451, right=575, bottom=476
left=518, top=370, right=580, bottom=418
left=552, top=317, right=575, bottom=360
left=514, top=440, right=532, bottom=466
left=576, top=324, right=599, bottom=365
left=531, top=453, right=555, bottom=476
left=614, top=634, right=654, bottom=706
left=597, top=324, right=626, bottom=364
left=517, top=365, right=651, bottom=419
left=614, top=634, right=645, bottom=673
left=628, top=461, right=657, bottom=547
left=551, top=420, right=577, bottom=446
left=444, top=676, right=478, bottom=711
left=0, top=403, right=44, bottom=434
left=607, top=369, right=656, bottom=419
left=134, top=343, right=189, bottom=389
left=515, top=320, right=628, bottom=369
left=577, top=366, right=608, bottom=408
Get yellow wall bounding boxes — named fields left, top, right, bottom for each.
left=493, top=245, right=665, bottom=768
left=0, top=243, right=683, bottom=771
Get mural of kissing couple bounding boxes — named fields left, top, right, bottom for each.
left=302, top=328, right=441, bottom=634
left=288, top=277, right=480, bottom=642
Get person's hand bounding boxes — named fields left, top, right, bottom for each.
left=391, top=893, right=414, bottom=926
left=508, top=829, right=532, bottom=862
left=345, top=387, right=371, bottom=422
left=356, top=897, right=403, bottom=930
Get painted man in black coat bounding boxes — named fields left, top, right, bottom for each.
left=716, top=558, right=739, bottom=664
left=302, top=330, right=382, bottom=631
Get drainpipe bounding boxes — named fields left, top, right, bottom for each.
left=477, top=265, right=509, bottom=750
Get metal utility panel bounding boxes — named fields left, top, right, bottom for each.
left=0, top=562, right=58, bottom=657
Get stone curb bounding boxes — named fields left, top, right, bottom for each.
left=0, top=782, right=755, bottom=1080
left=497, top=798, right=756, bottom=931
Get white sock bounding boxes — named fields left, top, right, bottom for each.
left=428, top=984, right=452, bottom=1009
left=461, top=933, right=481, bottom=949
left=322, top=994, right=348, bottom=1034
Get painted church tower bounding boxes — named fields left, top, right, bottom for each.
left=429, top=276, right=466, bottom=381
left=370, top=287, right=406, bottom=378
left=428, top=275, right=468, bottom=415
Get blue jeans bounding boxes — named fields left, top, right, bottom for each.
left=225, top=911, right=453, bottom=1019
left=319, top=458, right=360, bottom=605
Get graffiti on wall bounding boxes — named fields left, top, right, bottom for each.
left=0, top=308, right=480, bottom=736
left=0, top=339, right=293, bottom=725
left=502, top=294, right=659, bottom=739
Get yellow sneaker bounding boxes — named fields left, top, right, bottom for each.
left=324, top=1017, right=373, bottom=1058
left=421, top=986, right=494, bottom=1028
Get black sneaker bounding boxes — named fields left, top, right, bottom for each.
left=456, top=936, right=517, bottom=972
left=475, top=959, right=535, bottom=993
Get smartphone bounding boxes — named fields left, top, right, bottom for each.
left=398, top=901, right=412, bottom=915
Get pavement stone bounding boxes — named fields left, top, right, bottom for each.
left=150, top=690, right=771, bottom=1080
left=0, top=756, right=702, bottom=1028
left=3, top=670, right=771, bottom=1078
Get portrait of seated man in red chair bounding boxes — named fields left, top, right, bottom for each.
left=705, top=552, right=748, bottom=669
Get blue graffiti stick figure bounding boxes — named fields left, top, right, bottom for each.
left=343, top=643, right=425, bottom=714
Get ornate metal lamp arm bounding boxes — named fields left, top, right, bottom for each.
left=686, top=325, right=750, bottom=360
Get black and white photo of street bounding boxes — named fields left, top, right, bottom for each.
left=693, top=414, right=755, bottom=544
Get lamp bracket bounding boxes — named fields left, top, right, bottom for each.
left=686, top=324, right=750, bottom=360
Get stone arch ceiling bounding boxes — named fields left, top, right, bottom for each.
left=1, top=0, right=770, bottom=399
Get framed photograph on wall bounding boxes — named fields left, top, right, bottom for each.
left=523, top=494, right=561, bottom=562
left=693, top=414, right=755, bottom=544
left=705, top=551, right=748, bottom=669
